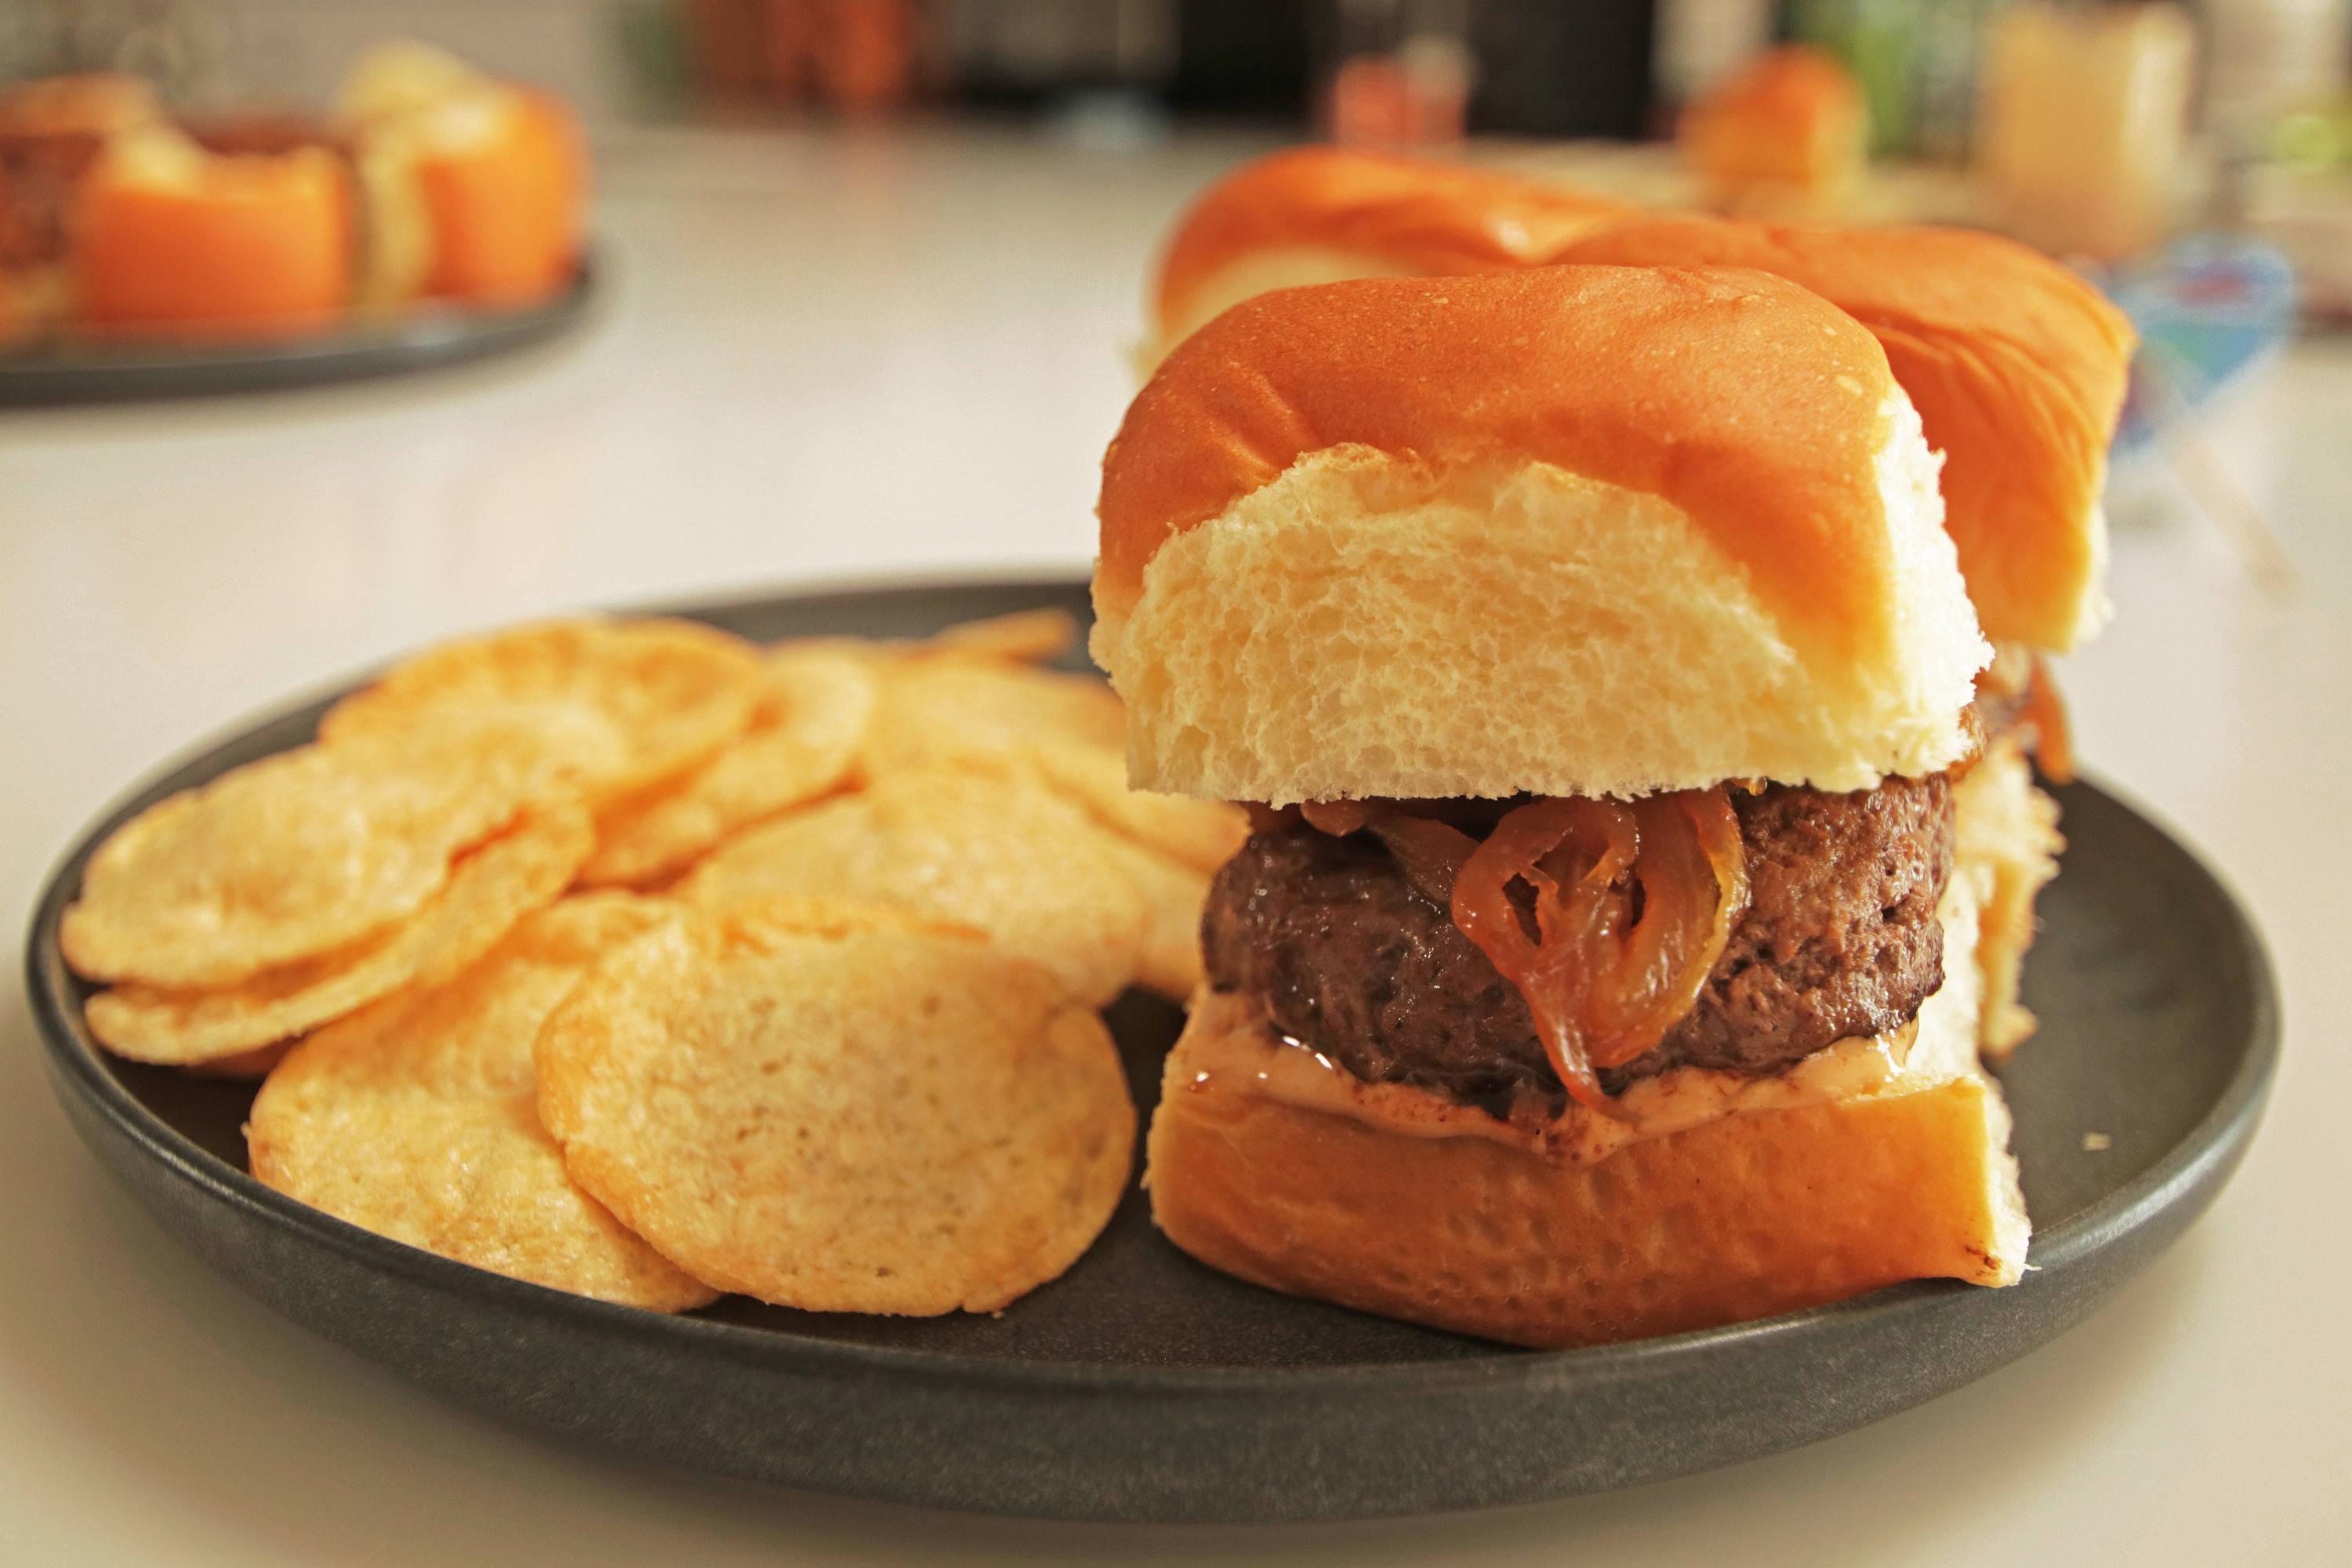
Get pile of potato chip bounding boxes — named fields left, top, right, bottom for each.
left=62, top=610, right=1243, bottom=1316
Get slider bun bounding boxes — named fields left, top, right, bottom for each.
left=1149, top=927, right=2027, bottom=1348
left=0, top=74, right=162, bottom=138
left=1146, top=147, right=1628, bottom=367
left=1678, top=45, right=1867, bottom=209
left=1562, top=218, right=2133, bottom=652
left=71, top=129, right=353, bottom=333
left=339, top=43, right=585, bottom=308
left=1093, top=265, right=1987, bottom=804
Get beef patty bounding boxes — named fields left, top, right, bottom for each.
left=1201, top=777, right=1954, bottom=1111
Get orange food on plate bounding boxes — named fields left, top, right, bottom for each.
left=413, top=91, right=584, bottom=306
left=0, top=74, right=163, bottom=340
left=0, top=73, right=162, bottom=139
left=72, top=134, right=354, bottom=335
left=340, top=45, right=586, bottom=310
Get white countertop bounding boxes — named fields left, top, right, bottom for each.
left=2, top=126, right=2346, bottom=1566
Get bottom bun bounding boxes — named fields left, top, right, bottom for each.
left=1147, top=893, right=2027, bottom=1348
left=1955, top=733, right=2063, bottom=1062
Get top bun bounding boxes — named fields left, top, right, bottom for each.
left=1145, top=147, right=1626, bottom=368
left=0, top=74, right=162, bottom=140
left=1094, top=265, right=1987, bottom=806
left=1560, top=218, right=2136, bottom=651
left=1678, top=46, right=1867, bottom=208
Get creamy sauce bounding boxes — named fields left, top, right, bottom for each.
left=1182, top=878, right=1987, bottom=1169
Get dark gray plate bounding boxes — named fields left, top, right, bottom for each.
left=23, top=578, right=2278, bottom=1523
left=0, top=259, right=594, bottom=405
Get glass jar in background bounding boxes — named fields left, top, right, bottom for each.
left=1976, top=1, right=2197, bottom=259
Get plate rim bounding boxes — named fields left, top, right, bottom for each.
left=0, top=252, right=600, bottom=401
left=20, top=573, right=2285, bottom=1402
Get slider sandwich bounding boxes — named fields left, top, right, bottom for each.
left=1094, top=265, right=2024, bottom=1346
left=1138, top=151, right=2137, bottom=1057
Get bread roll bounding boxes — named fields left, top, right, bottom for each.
left=1677, top=45, right=1867, bottom=217
left=339, top=43, right=585, bottom=309
left=71, top=128, right=353, bottom=334
left=1145, top=146, right=1627, bottom=368
left=1560, top=218, right=2136, bottom=652
left=0, top=74, right=162, bottom=139
left=1094, top=264, right=1988, bottom=804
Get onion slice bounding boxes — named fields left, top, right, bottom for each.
left=1449, top=789, right=1748, bottom=1116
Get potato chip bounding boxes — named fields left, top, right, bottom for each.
left=927, top=608, right=1079, bottom=665
left=60, top=741, right=530, bottom=989
left=579, top=644, right=877, bottom=887
left=1093, top=833, right=1210, bottom=1001
left=683, top=767, right=1147, bottom=1004
left=320, top=619, right=764, bottom=806
left=248, top=894, right=715, bottom=1312
left=1019, top=740, right=1248, bottom=873
left=688, top=896, right=967, bottom=944
left=535, top=903, right=1134, bottom=1315
left=86, top=801, right=592, bottom=1064
left=859, top=658, right=1125, bottom=779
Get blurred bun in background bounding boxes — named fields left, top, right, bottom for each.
left=71, top=125, right=351, bottom=336
left=1676, top=45, right=1867, bottom=218
left=0, top=40, right=585, bottom=346
left=339, top=43, right=586, bottom=311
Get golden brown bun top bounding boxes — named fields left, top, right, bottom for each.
left=1100, top=263, right=1911, bottom=664
left=1678, top=46, right=1865, bottom=187
left=0, top=74, right=162, bottom=139
left=1152, top=147, right=1628, bottom=332
left=1560, top=218, right=2136, bottom=649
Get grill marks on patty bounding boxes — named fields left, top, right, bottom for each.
left=1201, top=776, right=1955, bottom=1112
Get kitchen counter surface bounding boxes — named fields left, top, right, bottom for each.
left=2, top=126, right=2344, bottom=1566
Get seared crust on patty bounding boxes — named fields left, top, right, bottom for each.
left=1201, top=775, right=1954, bottom=1110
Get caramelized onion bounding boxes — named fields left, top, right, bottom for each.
left=1449, top=789, right=1748, bottom=1116
left=2024, top=658, right=2074, bottom=783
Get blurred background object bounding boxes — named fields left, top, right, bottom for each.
left=0, top=0, right=2338, bottom=154
left=0, top=24, right=590, bottom=357
left=1976, top=2, right=2197, bottom=260
left=1319, top=0, right=1476, bottom=147
left=1676, top=42, right=1867, bottom=216
left=5, top=1, right=2350, bottom=414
